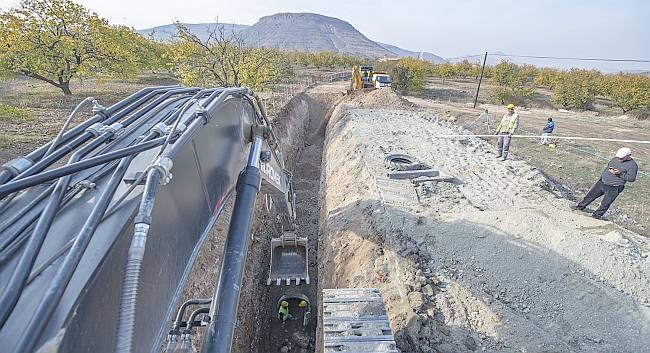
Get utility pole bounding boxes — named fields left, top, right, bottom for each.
left=473, top=52, right=488, bottom=108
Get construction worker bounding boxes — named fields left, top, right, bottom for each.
left=494, top=103, right=520, bottom=161
left=299, top=300, right=311, bottom=332
left=570, top=147, right=638, bottom=220
left=278, top=300, right=297, bottom=333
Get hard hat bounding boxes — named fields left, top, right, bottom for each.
left=299, top=301, right=307, bottom=307
left=506, top=104, right=515, bottom=109
left=281, top=301, right=288, bottom=308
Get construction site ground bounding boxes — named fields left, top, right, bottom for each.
left=2, top=77, right=650, bottom=352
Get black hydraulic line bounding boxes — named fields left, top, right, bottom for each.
left=180, top=307, right=211, bottom=353
left=13, top=154, right=135, bottom=353
left=0, top=137, right=166, bottom=199
left=0, top=184, right=54, bottom=249
left=0, top=131, right=114, bottom=329
left=0, top=86, right=172, bottom=185
left=172, top=299, right=213, bottom=332
left=201, top=137, right=262, bottom=353
left=0, top=86, right=184, bottom=185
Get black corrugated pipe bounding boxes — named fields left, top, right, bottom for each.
left=115, top=155, right=171, bottom=353
left=0, top=130, right=115, bottom=329
left=13, top=154, right=135, bottom=353
left=201, top=136, right=262, bottom=353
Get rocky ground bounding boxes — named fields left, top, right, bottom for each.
left=316, top=85, right=650, bottom=352
left=2, top=78, right=649, bottom=353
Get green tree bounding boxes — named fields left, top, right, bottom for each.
left=388, top=57, right=432, bottom=93
left=170, top=22, right=292, bottom=90
left=551, top=68, right=601, bottom=110
left=534, top=67, right=561, bottom=88
left=488, top=60, right=535, bottom=104
left=607, top=73, right=650, bottom=113
left=452, top=59, right=473, bottom=78
left=433, top=62, right=456, bottom=82
left=0, top=0, right=144, bottom=95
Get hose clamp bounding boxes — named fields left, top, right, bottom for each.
left=1, top=157, right=34, bottom=176
left=151, top=122, right=168, bottom=137
left=85, top=122, right=105, bottom=137
left=152, top=156, right=173, bottom=185
left=100, top=122, right=124, bottom=139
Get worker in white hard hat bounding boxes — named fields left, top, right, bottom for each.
left=494, top=103, right=519, bottom=161
left=570, top=147, right=638, bottom=220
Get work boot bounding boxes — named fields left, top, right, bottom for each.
left=495, top=155, right=502, bottom=158
left=569, top=205, right=585, bottom=211
left=591, top=213, right=603, bottom=220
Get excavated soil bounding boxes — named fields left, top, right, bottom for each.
left=3, top=80, right=650, bottom=353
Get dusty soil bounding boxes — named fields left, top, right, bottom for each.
left=3, top=76, right=650, bottom=353
left=317, top=85, right=650, bottom=352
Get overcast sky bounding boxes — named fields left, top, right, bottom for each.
left=1, top=0, right=648, bottom=72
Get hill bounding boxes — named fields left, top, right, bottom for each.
left=137, top=13, right=446, bottom=62
left=137, top=23, right=248, bottom=42
left=237, top=13, right=391, bottom=59
left=377, top=43, right=445, bottom=63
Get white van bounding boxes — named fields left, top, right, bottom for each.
left=372, top=74, right=391, bottom=88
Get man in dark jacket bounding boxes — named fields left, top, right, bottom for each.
left=570, top=147, right=638, bottom=219
left=541, top=118, right=554, bottom=145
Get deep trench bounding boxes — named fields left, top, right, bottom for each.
left=170, top=87, right=342, bottom=353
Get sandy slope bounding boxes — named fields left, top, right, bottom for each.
left=319, top=88, right=650, bottom=352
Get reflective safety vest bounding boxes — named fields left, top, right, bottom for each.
left=278, top=306, right=289, bottom=322
left=497, top=113, right=519, bottom=133
left=302, top=306, right=311, bottom=326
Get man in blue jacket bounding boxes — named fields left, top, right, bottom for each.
left=540, top=118, right=554, bottom=145
left=570, top=147, right=638, bottom=219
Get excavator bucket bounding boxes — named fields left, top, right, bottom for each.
left=267, top=231, right=309, bottom=285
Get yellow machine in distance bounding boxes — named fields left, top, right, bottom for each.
left=349, top=65, right=390, bottom=92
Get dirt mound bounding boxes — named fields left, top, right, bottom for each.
left=343, top=88, right=417, bottom=110
left=319, top=90, right=650, bottom=352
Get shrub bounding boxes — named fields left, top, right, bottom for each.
left=0, top=104, right=34, bottom=123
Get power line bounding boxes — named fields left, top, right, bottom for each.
left=498, top=54, right=650, bottom=63
left=445, top=53, right=650, bottom=64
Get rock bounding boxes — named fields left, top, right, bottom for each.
left=292, top=331, right=311, bottom=348
left=435, top=343, right=456, bottom=353
left=464, top=336, right=477, bottom=350
left=431, top=277, right=442, bottom=286
left=280, top=346, right=289, bottom=353
left=421, top=284, right=435, bottom=296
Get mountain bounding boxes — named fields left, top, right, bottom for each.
left=237, top=13, right=392, bottom=59
left=377, top=43, right=445, bottom=64
left=137, top=13, right=445, bottom=62
left=137, top=23, right=248, bottom=42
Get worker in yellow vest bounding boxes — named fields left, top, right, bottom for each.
left=494, top=103, right=520, bottom=161
left=299, top=300, right=311, bottom=332
left=277, top=300, right=296, bottom=333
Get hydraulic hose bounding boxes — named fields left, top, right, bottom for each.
left=0, top=137, right=166, bottom=199
left=166, top=299, right=212, bottom=353
left=115, top=166, right=161, bottom=353
left=13, top=155, right=135, bottom=353
left=0, top=130, right=114, bottom=329
left=201, top=137, right=263, bottom=353
left=180, top=307, right=210, bottom=353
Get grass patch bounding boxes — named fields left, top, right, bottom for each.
left=0, top=103, right=35, bottom=123
left=513, top=136, right=650, bottom=235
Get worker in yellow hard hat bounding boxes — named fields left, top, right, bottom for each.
left=299, top=300, right=312, bottom=332
left=494, top=103, right=520, bottom=161
left=277, top=300, right=297, bottom=333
